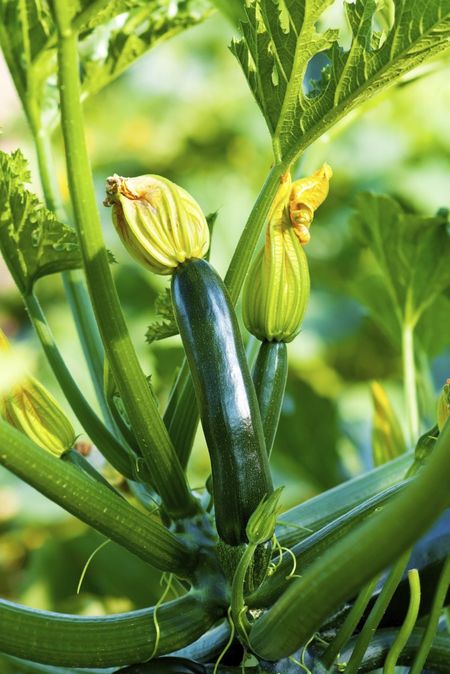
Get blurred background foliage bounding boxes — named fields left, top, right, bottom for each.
left=0, top=4, right=449, bottom=622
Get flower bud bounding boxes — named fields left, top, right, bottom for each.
left=2, top=377, right=76, bottom=457
left=104, top=174, right=209, bottom=275
left=289, top=163, right=332, bottom=244
left=243, top=173, right=310, bottom=342
left=437, top=379, right=450, bottom=432
left=246, top=486, right=284, bottom=545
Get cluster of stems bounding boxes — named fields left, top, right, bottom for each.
left=0, top=2, right=449, bottom=673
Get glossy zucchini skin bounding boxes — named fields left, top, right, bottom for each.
left=171, top=259, right=273, bottom=545
left=252, top=340, right=288, bottom=457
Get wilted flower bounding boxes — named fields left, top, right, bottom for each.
left=289, top=163, right=333, bottom=244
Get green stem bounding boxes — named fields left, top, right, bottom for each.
left=383, top=569, right=421, bottom=674
left=163, top=359, right=199, bottom=469
left=249, top=419, right=450, bottom=660
left=276, top=453, right=412, bottom=549
left=30, top=94, right=113, bottom=428
left=344, top=552, right=411, bottom=674
left=52, top=1, right=195, bottom=518
left=402, top=321, right=419, bottom=444
left=248, top=483, right=405, bottom=608
left=252, top=340, right=288, bottom=457
left=24, top=292, right=136, bottom=478
left=230, top=543, right=257, bottom=640
left=224, top=163, right=287, bottom=305
left=340, top=628, right=450, bottom=673
left=321, top=575, right=380, bottom=669
left=0, top=592, right=216, bottom=667
left=410, top=554, right=450, bottom=674
left=0, top=420, right=196, bottom=576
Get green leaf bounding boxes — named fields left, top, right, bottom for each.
left=0, top=150, right=82, bottom=294
left=352, top=193, right=450, bottom=330
left=79, top=1, right=212, bottom=98
left=146, top=287, right=179, bottom=344
left=231, top=0, right=450, bottom=162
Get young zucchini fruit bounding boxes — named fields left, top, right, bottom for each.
left=172, top=258, right=273, bottom=545
left=243, top=165, right=332, bottom=456
left=106, top=174, right=273, bottom=546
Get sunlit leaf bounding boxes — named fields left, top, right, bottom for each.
left=0, top=150, right=82, bottom=294
left=231, top=0, right=450, bottom=161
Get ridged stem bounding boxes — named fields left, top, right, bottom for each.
left=249, top=419, right=450, bottom=659
left=52, top=0, right=195, bottom=517
left=0, top=593, right=215, bottom=668
left=248, top=483, right=405, bottom=608
left=29, top=84, right=112, bottom=430
left=339, top=629, right=450, bottom=673
left=0, top=420, right=197, bottom=575
left=276, top=453, right=412, bottom=549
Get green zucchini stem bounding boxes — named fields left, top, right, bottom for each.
left=52, top=0, right=196, bottom=518
left=409, top=554, right=450, bottom=674
left=402, top=320, right=419, bottom=444
left=252, top=340, right=288, bottom=457
left=0, top=420, right=197, bottom=576
left=249, top=417, right=450, bottom=659
left=0, top=592, right=215, bottom=667
left=382, top=569, right=421, bottom=674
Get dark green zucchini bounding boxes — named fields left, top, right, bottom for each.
left=252, top=341, right=288, bottom=457
left=171, top=258, right=273, bottom=545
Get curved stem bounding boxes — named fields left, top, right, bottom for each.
left=249, top=419, right=450, bottom=660
left=410, top=554, right=450, bottom=674
left=0, top=592, right=216, bottom=668
left=52, top=1, right=195, bottom=517
left=24, top=292, right=136, bottom=479
left=230, top=544, right=256, bottom=640
left=0, top=420, right=197, bottom=576
left=383, top=568, right=421, bottom=674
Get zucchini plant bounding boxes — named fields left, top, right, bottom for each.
left=0, top=1, right=450, bottom=673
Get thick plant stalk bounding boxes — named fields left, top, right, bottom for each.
left=31, top=122, right=111, bottom=427
left=52, top=0, right=195, bottom=518
left=249, top=421, right=450, bottom=659
left=248, top=483, right=405, bottom=608
left=24, top=292, right=136, bottom=479
left=0, top=593, right=217, bottom=667
left=340, top=628, right=450, bottom=673
left=0, top=420, right=197, bottom=575
left=276, top=452, right=412, bottom=548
